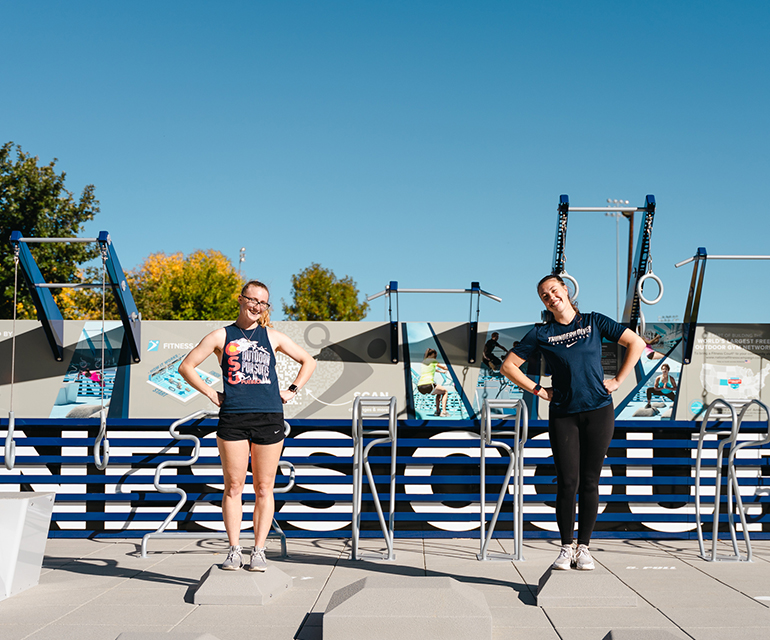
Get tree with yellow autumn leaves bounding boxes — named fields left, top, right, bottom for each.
left=57, top=249, right=243, bottom=320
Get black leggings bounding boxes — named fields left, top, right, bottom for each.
left=549, top=403, right=615, bottom=547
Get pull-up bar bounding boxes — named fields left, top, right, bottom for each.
left=14, top=237, right=100, bottom=244
left=568, top=206, right=650, bottom=213
left=676, top=255, right=770, bottom=268
left=368, top=286, right=502, bottom=302
left=676, top=248, right=770, bottom=364
left=367, top=282, right=502, bottom=364
left=550, top=195, right=659, bottom=332
left=9, top=230, right=142, bottom=363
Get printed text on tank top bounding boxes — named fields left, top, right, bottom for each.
left=224, top=335, right=273, bottom=385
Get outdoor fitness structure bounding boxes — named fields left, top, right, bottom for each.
left=3, top=204, right=770, bottom=635
left=367, top=281, right=502, bottom=364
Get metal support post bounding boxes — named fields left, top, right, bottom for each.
left=468, top=281, right=480, bottom=364
left=351, top=396, right=397, bottom=561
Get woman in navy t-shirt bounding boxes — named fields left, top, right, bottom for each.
left=501, top=275, right=644, bottom=571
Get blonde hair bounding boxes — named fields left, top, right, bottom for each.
left=241, top=280, right=273, bottom=327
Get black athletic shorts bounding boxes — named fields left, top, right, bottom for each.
left=217, top=412, right=285, bottom=445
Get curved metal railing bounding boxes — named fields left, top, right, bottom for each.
left=140, top=410, right=296, bottom=557
left=695, top=399, right=742, bottom=561
left=351, top=396, right=397, bottom=561
left=477, top=398, right=528, bottom=562
left=725, top=400, right=770, bottom=562
left=3, top=411, right=16, bottom=471
left=93, top=408, right=110, bottom=470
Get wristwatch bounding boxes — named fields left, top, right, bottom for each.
left=288, top=384, right=299, bottom=394
left=532, top=384, right=542, bottom=395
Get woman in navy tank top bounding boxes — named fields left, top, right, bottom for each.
left=179, top=280, right=316, bottom=572
left=501, top=275, right=645, bottom=572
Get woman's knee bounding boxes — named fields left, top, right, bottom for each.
left=557, top=474, right=578, bottom=497
left=223, top=479, right=246, bottom=498
left=253, top=480, right=275, bottom=500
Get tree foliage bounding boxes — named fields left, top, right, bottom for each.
left=1, top=141, right=100, bottom=318
left=55, top=266, right=121, bottom=320
left=129, top=250, right=243, bottom=320
left=283, top=263, right=369, bottom=321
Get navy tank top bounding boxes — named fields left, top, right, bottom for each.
left=219, top=323, right=283, bottom=414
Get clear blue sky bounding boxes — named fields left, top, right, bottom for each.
left=3, top=1, right=769, bottom=323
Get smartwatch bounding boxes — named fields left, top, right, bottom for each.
left=532, top=384, right=542, bottom=395
left=288, top=384, right=299, bottom=394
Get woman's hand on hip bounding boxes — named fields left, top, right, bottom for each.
left=603, top=378, right=621, bottom=394
left=537, top=387, right=554, bottom=402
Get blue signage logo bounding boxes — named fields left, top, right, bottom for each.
left=690, top=400, right=703, bottom=415
left=148, top=340, right=159, bottom=352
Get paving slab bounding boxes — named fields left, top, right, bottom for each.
left=558, top=631, right=691, bottom=640
left=662, top=605, right=770, bottom=628
left=116, top=633, right=221, bottom=640
left=600, top=630, right=688, bottom=640
left=544, top=603, right=674, bottom=630
left=324, top=575, right=493, bottom=640
left=487, top=605, right=556, bottom=628
left=0, top=624, right=44, bottom=640
left=178, top=603, right=311, bottom=627
left=537, top=567, right=638, bottom=607
left=56, top=602, right=195, bottom=627
left=26, top=626, right=174, bottom=640
left=191, top=563, right=293, bottom=605
left=492, top=629, right=561, bottom=640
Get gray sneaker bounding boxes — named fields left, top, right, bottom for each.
left=248, top=546, right=268, bottom=572
left=221, top=545, right=243, bottom=570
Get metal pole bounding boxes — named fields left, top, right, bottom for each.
left=626, top=210, right=634, bottom=287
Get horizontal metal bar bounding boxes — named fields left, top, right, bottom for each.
left=36, top=283, right=106, bottom=289
left=367, top=288, right=502, bottom=302
left=676, top=255, right=770, bottom=268
left=569, top=207, right=647, bottom=213
left=15, top=237, right=99, bottom=244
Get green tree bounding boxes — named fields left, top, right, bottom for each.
left=130, top=250, right=243, bottom=320
left=1, top=142, right=100, bottom=318
left=283, top=263, right=369, bottom=321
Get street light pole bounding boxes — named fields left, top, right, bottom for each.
left=238, top=247, right=246, bottom=277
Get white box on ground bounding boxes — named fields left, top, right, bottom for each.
left=0, top=492, right=55, bottom=601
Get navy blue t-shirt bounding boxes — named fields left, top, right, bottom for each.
left=512, top=312, right=626, bottom=416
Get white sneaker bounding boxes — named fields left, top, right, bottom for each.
left=551, top=543, right=575, bottom=570
left=575, top=544, right=595, bottom=570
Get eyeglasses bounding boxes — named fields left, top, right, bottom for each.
left=240, top=294, right=271, bottom=310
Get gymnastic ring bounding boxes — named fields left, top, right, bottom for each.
left=560, top=272, right=579, bottom=301
left=637, top=272, right=664, bottom=305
